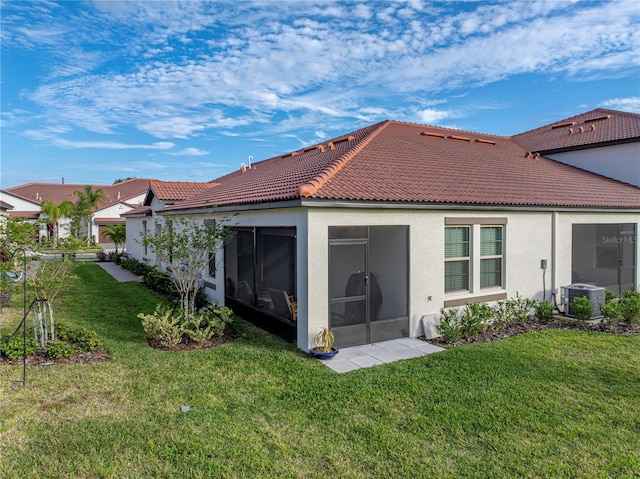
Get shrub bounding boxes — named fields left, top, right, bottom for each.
left=184, top=308, right=227, bottom=347
left=491, top=300, right=512, bottom=328
left=571, top=296, right=593, bottom=321
left=510, top=297, right=536, bottom=325
left=535, top=300, right=555, bottom=322
left=144, top=269, right=180, bottom=301
left=460, top=302, right=492, bottom=337
left=619, top=290, right=640, bottom=326
left=138, top=304, right=185, bottom=349
left=437, top=308, right=462, bottom=343
left=600, top=299, right=622, bottom=325
left=207, top=301, right=234, bottom=324
left=604, top=289, right=617, bottom=303
left=120, top=257, right=153, bottom=276
left=44, top=340, right=75, bottom=359
left=55, top=322, right=102, bottom=351
left=0, top=335, right=38, bottom=360
left=492, top=297, right=535, bottom=327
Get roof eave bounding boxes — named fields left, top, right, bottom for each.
left=535, top=136, right=640, bottom=155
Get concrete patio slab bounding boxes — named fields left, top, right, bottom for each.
left=318, top=338, right=445, bottom=372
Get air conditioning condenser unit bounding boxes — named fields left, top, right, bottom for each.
left=561, top=283, right=605, bottom=319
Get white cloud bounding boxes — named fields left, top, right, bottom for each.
left=53, top=139, right=175, bottom=150
left=5, top=0, right=640, bottom=144
left=167, top=147, right=209, bottom=156
left=598, top=97, right=640, bottom=113
left=417, top=108, right=458, bottom=124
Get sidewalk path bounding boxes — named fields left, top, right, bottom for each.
left=97, top=262, right=143, bottom=283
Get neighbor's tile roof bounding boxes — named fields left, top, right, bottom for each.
left=5, top=178, right=152, bottom=211
left=164, top=119, right=640, bottom=211
left=512, top=108, right=640, bottom=153
left=148, top=180, right=217, bottom=203
left=7, top=211, right=40, bottom=219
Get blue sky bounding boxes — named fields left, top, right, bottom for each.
left=1, top=0, right=639, bottom=189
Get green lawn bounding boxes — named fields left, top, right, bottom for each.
left=1, top=263, right=639, bottom=478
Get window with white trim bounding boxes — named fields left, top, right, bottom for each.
left=480, top=226, right=503, bottom=288
left=445, top=226, right=470, bottom=292
left=445, top=219, right=506, bottom=294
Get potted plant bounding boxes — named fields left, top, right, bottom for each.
left=310, top=328, right=339, bottom=359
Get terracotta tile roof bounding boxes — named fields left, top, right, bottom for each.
left=94, top=217, right=126, bottom=224
left=513, top=108, right=640, bottom=153
left=148, top=180, right=217, bottom=203
left=165, top=122, right=384, bottom=211
left=7, top=211, right=40, bottom=219
left=5, top=178, right=152, bottom=211
left=163, top=116, right=640, bottom=212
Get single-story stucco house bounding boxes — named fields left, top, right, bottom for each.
left=125, top=108, right=640, bottom=352
left=0, top=179, right=151, bottom=244
left=122, top=179, right=219, bottom=265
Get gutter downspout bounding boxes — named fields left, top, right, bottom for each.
left=551, top=211, right=558, bottom=308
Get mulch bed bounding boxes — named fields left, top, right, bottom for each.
left=428, top=316, right=640, bottom=347
left=2, top=348, right=111, bottom=367
left=2, top=328, right=238, bottom=365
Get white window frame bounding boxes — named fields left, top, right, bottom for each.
left=445, top=218, right=507, bottom=298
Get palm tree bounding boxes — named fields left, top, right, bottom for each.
left=74, top=185, right=106, bottom=244
left=40, top=199, right=74, bottom=248
left=102, top=224, right=126, bottom=254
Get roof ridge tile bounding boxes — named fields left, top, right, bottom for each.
left=299, top=121, right=391, bottom=197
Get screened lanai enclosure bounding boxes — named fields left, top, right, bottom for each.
left=225, top=227, right=297, bottom=339
left=572, top=223, right=637, bottom=296
left=328, top=226, right=409, bottom=349
left=224, top=224, right=411, bottom=349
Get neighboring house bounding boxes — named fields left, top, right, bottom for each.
left=123, top=180, right=218, bottom=264
left=513, top=108, right=640, bottom=187
left=127, top=109, right=639, bottom=353
left=0, top=179, right=152, bottom=244
left=0, top=189, right=47, bottom=239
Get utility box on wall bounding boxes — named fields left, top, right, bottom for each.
left=561, top=283, right=605, bottom=319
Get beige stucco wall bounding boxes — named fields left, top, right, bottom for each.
left=547, top=143, right=640, bottom=187
left=306, top=207, right=639, bottom=349
left=124, top=216, right=147, bottom=260
left=126, top=203, right=639, bottom=352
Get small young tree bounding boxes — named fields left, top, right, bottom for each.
left=0, top=217, right=38, bottom=247
left=139, top=215, right=233, bottom=317
left=102, top=224, right=126, bottom=253
left=27, top=255, right=78, bottom=347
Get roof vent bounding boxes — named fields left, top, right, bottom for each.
left=333, top=135, right=355, bottom=144
left=552, top=121, right=576, bottom=130
left=583, top=114, right=611, bottom=123
left=474, top=138, right=496, bottom=145
left=524, top=151, right=531, bottom=158
left=578, top=126, right=584, bottom=133
left=303, top=144, right=326, bottom=153
left=281, top=151, right=300, bottom=159
left=240, top=155, right=254, bottom=172
left=568, top=127, right=574, bottom=134
left=327, top=142, right=335, bottom=150
left=447, top=135, right=471, bottom=142
left=420, top=131, right=445, bottom=138
left=532, top=152, right=540, bottom=159
left=590, top=124, right=596, bottom=131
